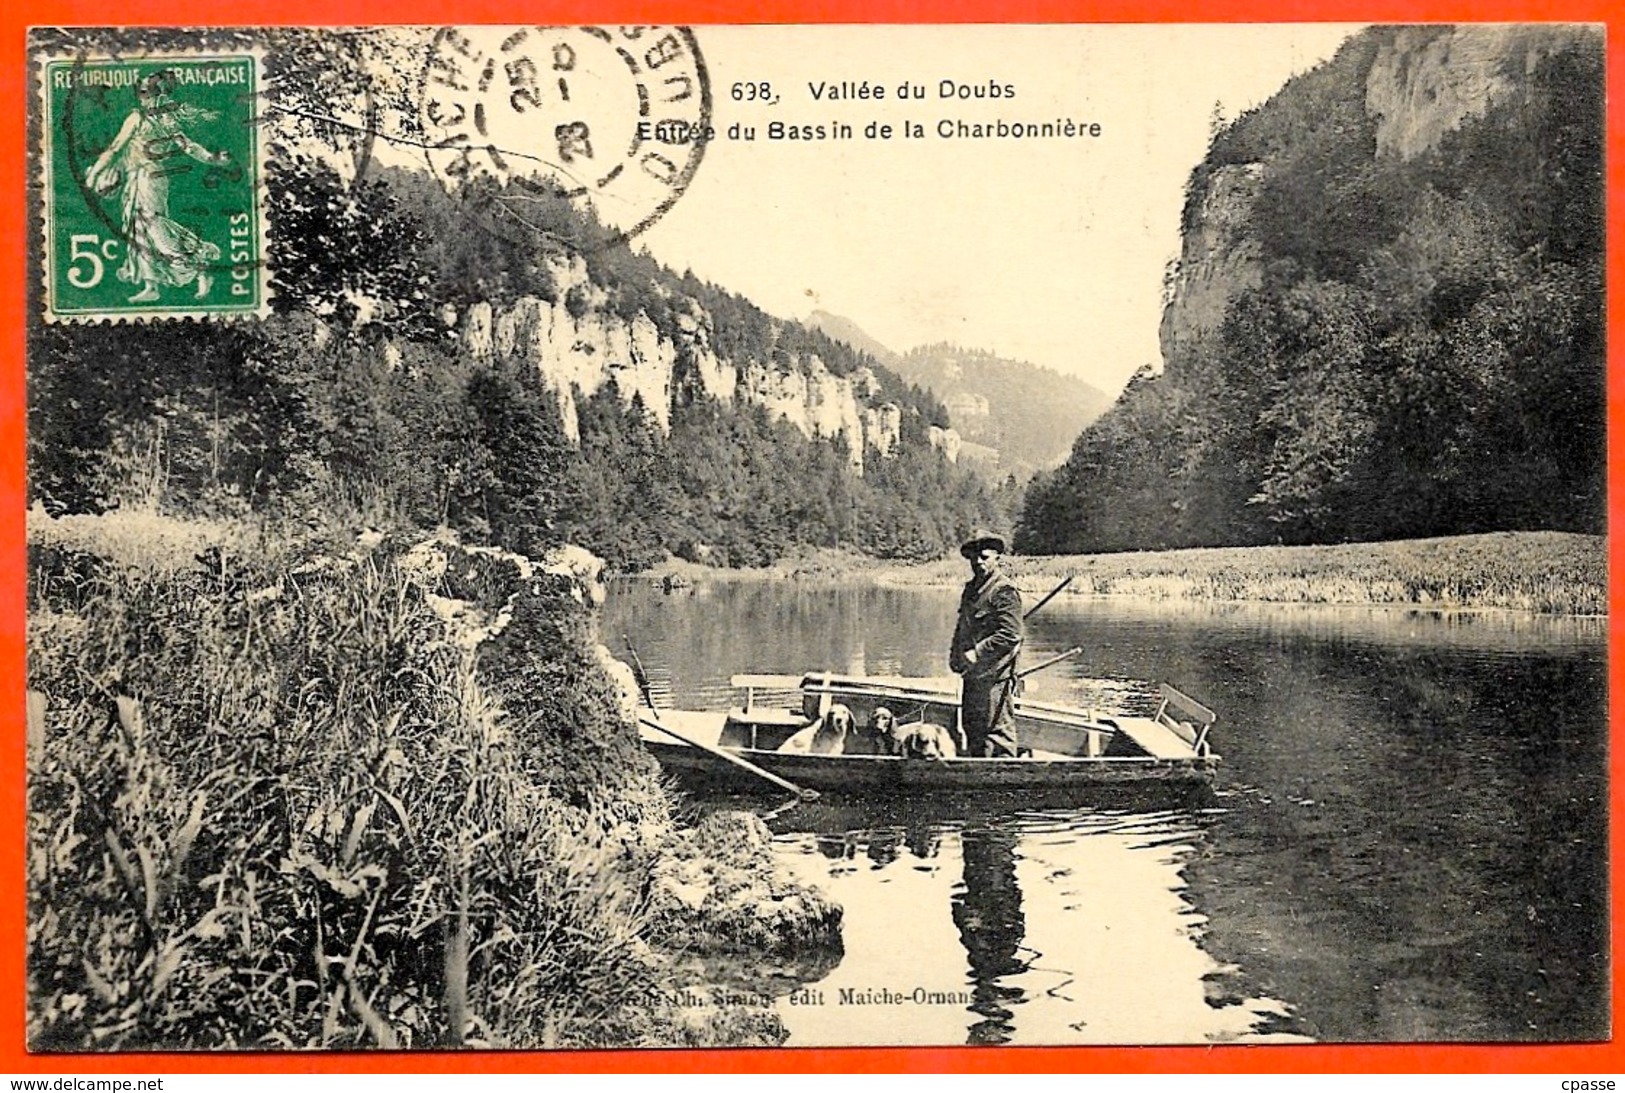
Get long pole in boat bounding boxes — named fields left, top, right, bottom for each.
left=1012, top=576, right=1079, bottom=689
left=1023, top=574, right=1075, bottom=620
left=624, top=636, right=818, bottom=802
left=1018, top=646, right=1084, bottom=680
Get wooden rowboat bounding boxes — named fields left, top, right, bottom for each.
left=637, top=672, right=1219, bottom=794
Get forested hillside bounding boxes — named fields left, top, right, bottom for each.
left=1018, top=26, right=1603, bottom=555
left=892, top=343, right=1110, bottom=478
left=807, top=312, right=1110, bottom=481
left=30, top=153, right=999, bottom=569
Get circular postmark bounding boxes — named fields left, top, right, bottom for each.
left=418, top=26, right=711, bottom=251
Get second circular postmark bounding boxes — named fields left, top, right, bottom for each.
left=419, top=26, right=711, bottom=250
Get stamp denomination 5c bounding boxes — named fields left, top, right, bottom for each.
left=40, top=51, right=268, bottom=322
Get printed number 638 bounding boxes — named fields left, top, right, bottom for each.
left=730, top=81, right=776, bottom=102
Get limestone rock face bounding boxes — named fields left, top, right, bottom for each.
left=1158, top=162, right=1265, bottom=365
left=861, top=403, right=903, bottom=458
left=463, top=290, right=684, bottom=443
left=1365, top=25, right=1580, bottom=161
left=458, top=255, right=897, bottom=472
left=402, top=533, right=598, bottom=649
left=1159, top=25, right=1594, bottom=373
left=736, top=356, right=869, bottom=471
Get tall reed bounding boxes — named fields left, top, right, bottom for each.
left=27, top=520, right=761, bottom=1049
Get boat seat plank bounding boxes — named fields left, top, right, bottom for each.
left=802, top=674, right=960, bottom=697
left=731, top=674, right=805, bottom=690
left=722, top=707, right=815, bottom=751
left=1107, top=716, right=1196, bottom=759
left=727, top=707, right=812, bottom=728
left=641, top=709, right=732, bottom=749
left=1026, top=748, right=1075, bottom=761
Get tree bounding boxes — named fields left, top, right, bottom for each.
left=457, top=365, right=579, bottom=557
left=270, top=159, right=437, bottom=338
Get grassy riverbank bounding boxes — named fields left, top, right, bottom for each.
left=648, top=531, right=1606, bottom=615
left=26, top=507, right=834, bottom=1050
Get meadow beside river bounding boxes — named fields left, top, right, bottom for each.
left=650, top=531, right=1607, bottom=616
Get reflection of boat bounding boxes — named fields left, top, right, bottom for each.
left=638, top=672, right=1219, bottom=794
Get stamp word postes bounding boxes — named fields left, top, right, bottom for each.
left=41, top=52, right=268, bottom=322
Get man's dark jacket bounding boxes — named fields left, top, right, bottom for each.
left=950, top=571, right=1024, bottom=681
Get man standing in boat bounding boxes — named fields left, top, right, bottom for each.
left=950, top=529, right=1024, bottom=758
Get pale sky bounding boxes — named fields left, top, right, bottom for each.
left=624, top=25, right=1362, bottom=396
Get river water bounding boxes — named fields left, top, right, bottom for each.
left=604, top=579, right=1608, bottom=1046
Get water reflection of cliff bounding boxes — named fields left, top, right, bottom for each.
left=1173, top=638, right=1608, bottom=1041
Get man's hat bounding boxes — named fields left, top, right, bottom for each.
left=959, top=528, right=1007, bottom=558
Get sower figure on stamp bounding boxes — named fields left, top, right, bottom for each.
left=949, top=529, right=1024, bottom=758
left=85, top=69, right=228, bottom=303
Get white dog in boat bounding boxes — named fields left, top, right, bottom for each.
left=779, top=704, right=959, bottom=760
left=778, top=703, right=856, bottom=755
left=897, top=721, right=958, bottom=760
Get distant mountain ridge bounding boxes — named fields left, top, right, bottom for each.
left=806, top=311, right=1110, bottom=480
left=802, top=310, right=900, bottom=366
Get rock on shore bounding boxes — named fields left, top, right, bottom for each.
left=651, top=811, right=843, bottom=954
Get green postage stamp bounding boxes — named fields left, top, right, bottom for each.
left=39, top=52, right=267, bottom=321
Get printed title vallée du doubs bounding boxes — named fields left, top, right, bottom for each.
left=637, top=79, right=1106, bottom=142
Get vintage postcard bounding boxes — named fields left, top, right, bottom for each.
left=18, top=20, right=1611, bottom=1066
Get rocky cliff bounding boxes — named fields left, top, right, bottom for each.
left=1160, top=24, right=1597, bottom=366
left=460, top=258, right=902, bottom=473
left=1024, top=22, right=1603, bottom=554
left=1365, top=25, right=1589, bottom=160
left=1156, top=163, right=1263, bottom=357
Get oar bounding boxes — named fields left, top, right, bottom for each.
left=636, top=717, right=816, bottom=801
left=1018, top=646, right=1083, bottom=680
left=1023, top=574, right=1074, bottom=620
left=624, top=637, right=818, bottom=802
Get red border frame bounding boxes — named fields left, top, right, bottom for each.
left=2, top=0, right=1619, bottom=1075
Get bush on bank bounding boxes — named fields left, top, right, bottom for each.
left=26, top=513, right=823, bottom=1050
